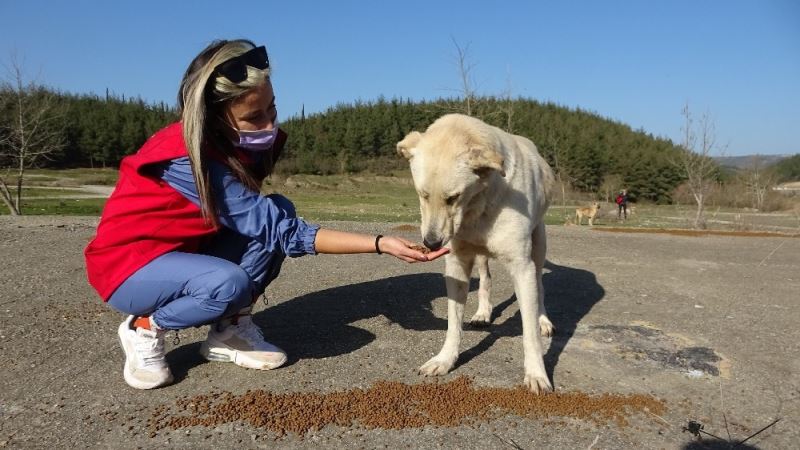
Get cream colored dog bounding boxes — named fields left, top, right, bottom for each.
left=576, top=202, right=600, bottom=226
left=397, top=114, right=556, bottom=393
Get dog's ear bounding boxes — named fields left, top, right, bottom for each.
left=397, top=131, right=422, bottom=160
left=468, top=147, right=506, bottom=177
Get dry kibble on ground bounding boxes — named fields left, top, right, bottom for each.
left=148, top=377, right=666, bottom=438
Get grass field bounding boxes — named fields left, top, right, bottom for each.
left=13, top=198, right=107, bottom=215
left=268, top=174, right=422, bottom=222
left=25, top=168, right=119, bottom=186
left=4, top=169, right=799, bottom=233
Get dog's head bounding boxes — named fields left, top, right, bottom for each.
left=397, top=114, right=505, bottom=250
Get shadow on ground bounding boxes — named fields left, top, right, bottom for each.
left=251, top=260, right=604, bottom=383
left=452, top=261, right=605, bottom=381
left=165, top=341, right=207, bottom=383
left=255, top=272, right=447, bottom=363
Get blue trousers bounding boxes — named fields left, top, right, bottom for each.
left=108, top=228, right=285, bottom=330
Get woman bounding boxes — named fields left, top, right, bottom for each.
left=84, top=39, right=446, bottom=390
left=616, top=189, right=629, bottom=220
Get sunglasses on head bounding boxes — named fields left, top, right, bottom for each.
left=214, top=45, right=269, bottom=83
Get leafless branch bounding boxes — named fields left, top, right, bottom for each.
left=0, top=52, right=66, bottom=214
left=742, top=156, right=777, bottom=211
left=499, top=65, right=515, bottom=132
left=671, top=102, right=723, bottom=229
left=546, top=132, right=577, bottom=218
left=450, top=36, right=477, bottom=116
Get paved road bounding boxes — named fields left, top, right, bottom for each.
left=1, top=216, right=797, bottom=448
left=20, top=184, right=114, bottom=199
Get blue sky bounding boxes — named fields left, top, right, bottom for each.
left=1, top=0, right=798, bottom=156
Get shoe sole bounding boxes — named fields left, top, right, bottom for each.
left=199, top=339, right=287, bottom=370
left=118, top=321, right=173, bottom=390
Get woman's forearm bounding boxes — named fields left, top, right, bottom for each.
left=314, top=229, right=378, bottom=254
left=313, top=228, right=449, bottom=263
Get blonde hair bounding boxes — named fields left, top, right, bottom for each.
left=178, top=39, right=273, bottom=227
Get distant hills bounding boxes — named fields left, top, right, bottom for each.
left=714, top=154, right=800, bottom=182
left=713, top=154, right=793, bottom=170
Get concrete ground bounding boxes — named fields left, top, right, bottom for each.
left=1, top=216, right=798, bottom=449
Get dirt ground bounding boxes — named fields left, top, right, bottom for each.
left=1, top=216, right=798, bottom=449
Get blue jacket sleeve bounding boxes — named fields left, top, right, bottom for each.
left=157, top=156, right=319, bottom=257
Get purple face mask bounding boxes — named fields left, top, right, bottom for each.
left=233, top=120, right=279, bottom=151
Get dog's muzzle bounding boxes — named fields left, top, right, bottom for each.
left=423, top=237, right=443, bottom=251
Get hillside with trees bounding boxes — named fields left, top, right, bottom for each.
left=0, top=87, right=176, bottom=169
left=1, top=87, right=689, bottom=203
left=771, top=154, right=800, bottom=182
left=279, top=97, right=686, bottom=203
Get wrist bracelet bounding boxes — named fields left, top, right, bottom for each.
left=375, top=235, right=383, bottom=255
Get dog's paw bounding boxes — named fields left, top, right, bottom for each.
left=418, top=358, right=454, bottom=376
left=523, top=373, right=553, bottom=394
left=539, top=315, right=555, bottom=337
left=468, top=312, right=491, bottom=327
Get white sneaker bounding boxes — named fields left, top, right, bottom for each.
left=117, top=315, right=173, bottom=389
left=200, top=314, right=287, bottom=370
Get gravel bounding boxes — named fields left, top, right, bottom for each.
left=1, top=215, right=798, bottom=448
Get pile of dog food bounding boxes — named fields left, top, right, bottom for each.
left=148, top=377, right=665, bottom=437
left=408, top=244, right=431, bottom=254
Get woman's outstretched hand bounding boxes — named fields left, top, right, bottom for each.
left=378, top=236, right=449, bottom=263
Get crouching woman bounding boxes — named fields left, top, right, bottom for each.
left=84, top=39, right=446, bottom=390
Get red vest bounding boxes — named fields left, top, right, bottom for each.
left=85, top=122, right=287, bottom=300
left=84, top=123, right=217, bottom=300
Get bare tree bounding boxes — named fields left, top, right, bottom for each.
left=547, top=132, right=576, bottom=220
left=742, top=155, right=775, bottom=211
left=445, top=38, right=515, bottom=125
left=450, top=37, right=478, bottom=117
left=600, top=173, right=623, bottom=204
left=673, top=103, right=722, bottom=229
left=0, top=54, right=65, bottom=215
left=499, top=65, right=515, bottom=133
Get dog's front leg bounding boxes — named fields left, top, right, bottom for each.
left=419, top=252, right=474, bottom=376
left=510, top=260, right=553, bottom=393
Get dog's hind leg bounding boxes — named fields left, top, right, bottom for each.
left=533, top=223, right=554, bottom=338
left=468, top=254, right=492, bottom=327
left=419, top=250, right=474, bottom=376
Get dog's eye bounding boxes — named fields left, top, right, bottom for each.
left=445, top=193, right=460, bottom=205
left=419, top=191, right=429, bottom=200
